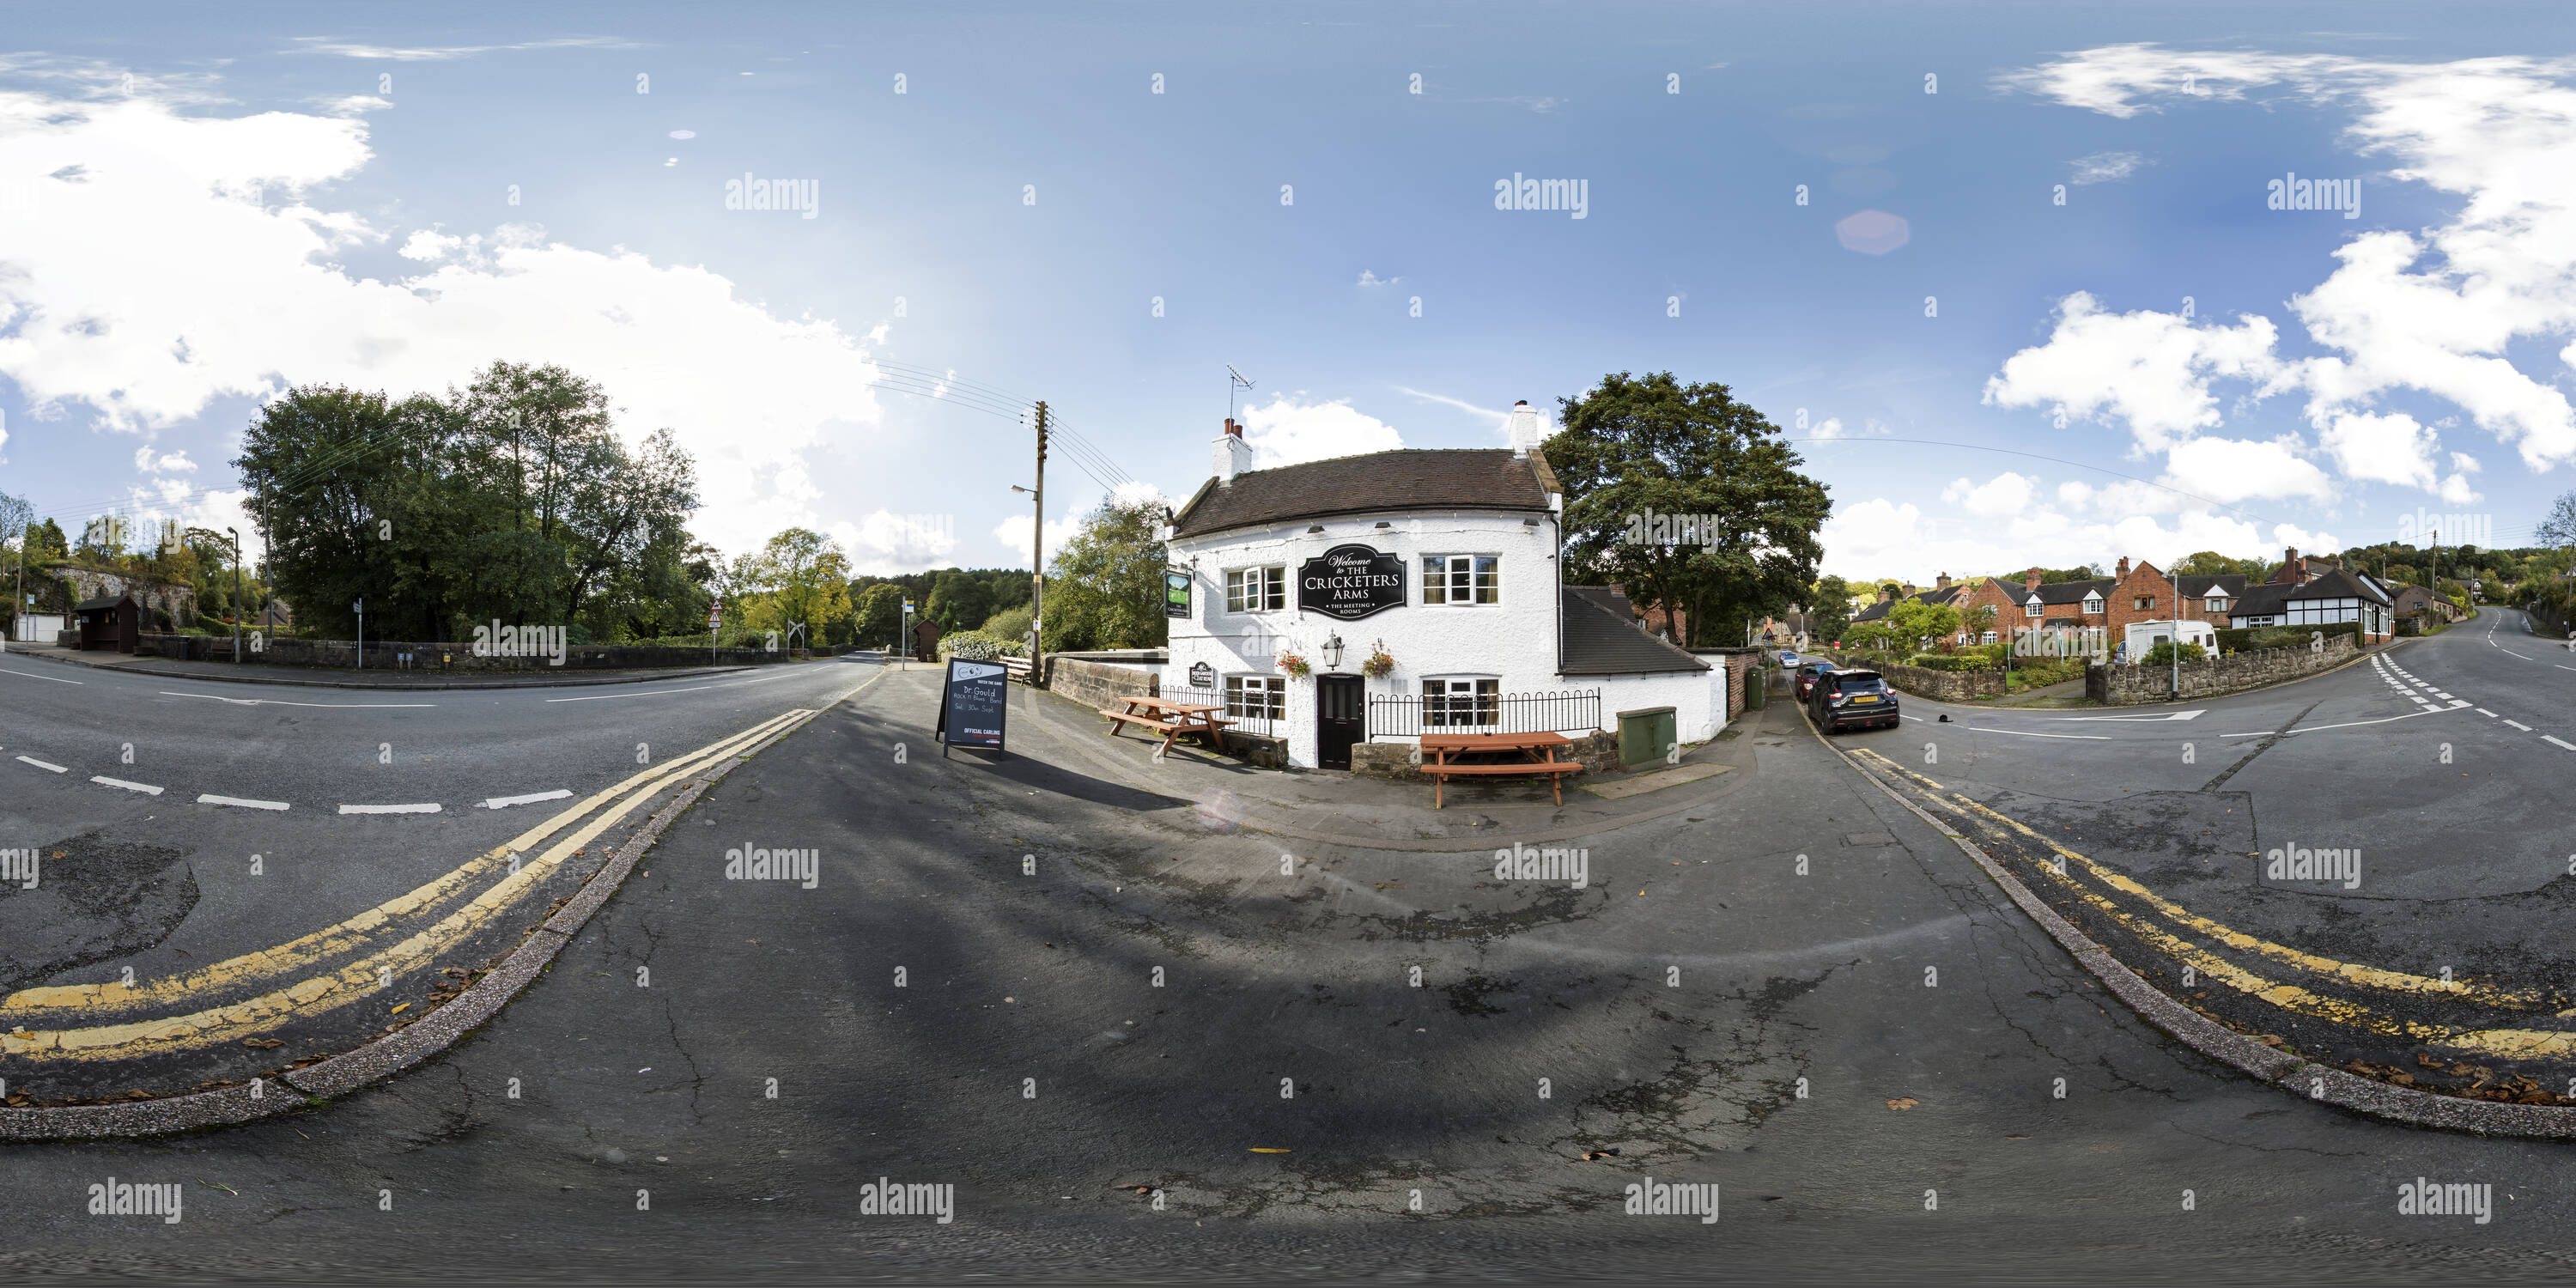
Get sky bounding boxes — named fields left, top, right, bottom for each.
left=3, top=2, right=2573, bottom=586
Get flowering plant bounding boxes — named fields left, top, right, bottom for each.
left=1361, top=640, right=1395, bottom=678
left=1275, top=648, right=1311, bottom=678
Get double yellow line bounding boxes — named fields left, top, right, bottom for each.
left=2, top=708, right=814, bottom=1061
left=1845, top=747, right=2576, bottom=1061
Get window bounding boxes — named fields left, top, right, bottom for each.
left=2206, top=595, right=2229, bottom=612
left=1224, top=674, right=1285, bottom=720
left=1226, top=565, right=1285, bottom=613
left=1422, top=555, right=1499, bottom=605
left=1423, top=677, right=1499, bottom=727
left=1981, top=630, right=1998, bottom=646
left=2081, top=594, right=2104, bottom=614
left=2024, top=600, right=2043, bottom=618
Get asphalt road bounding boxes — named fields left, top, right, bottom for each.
left=8, top=651, right=2576, bottom=1279
left=0, top=652, right=882, bottom=1098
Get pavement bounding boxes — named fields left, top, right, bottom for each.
left=9, top=645, right=2576, bottom=1276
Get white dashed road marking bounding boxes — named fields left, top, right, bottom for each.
left=2476, top=708, right=2498, bottom=717
left=2505, top=720, right=2533, bottom=732
left=16, top=756, right=67, bottom=772
left=2503, top=649, right=2532, bottom=659
left=2547, top=737, right=2576, bottom=752
left=197, top=793, right=290, bottom=811
left=480, top=789, right=574, bottom=810
left=0, top=666, right=82, bottom=683
left=338, top=802, right=442, bottom=815
left=1966, top=727, right=2110, bottom=740
left=91, top=775, right=164, bottom=796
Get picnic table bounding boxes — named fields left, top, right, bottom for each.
left=1419, top=731, right=1581, bottom=808
left=1099, top=695, right=1233, bottom=756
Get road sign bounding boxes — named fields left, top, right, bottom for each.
left=934, top=659, right=1008, bottom=754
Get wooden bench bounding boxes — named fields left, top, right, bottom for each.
left=1420, top=731, right=1583, bottom=807
left=1001, top=656, right=1034, bottom=683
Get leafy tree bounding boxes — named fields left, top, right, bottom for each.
left=1887, top=598, right=1962, bottom=650
left=1807, top=574, right=1853, bottom=646
left=927, top=568, right=993, bottom=631
left=1546, top=372, right=1832, bottom=647
left=1961, top=601, right=1998, bottom=642
left=854, top=583, right=905, bottom=647
left=1042, top=497, right=1167, bottom=651
left=740, top=527, right=851, bottom=645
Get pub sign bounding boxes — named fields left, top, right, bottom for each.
left=1297, top=544, right=1406, bottom=622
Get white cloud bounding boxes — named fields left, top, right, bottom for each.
left=2318, top=411, right=2478, bottom=501
left=1939, top=471, right=2037, bottom=518
left=2003, top=44, right=2576, bottom=470
left=131, top=446, right=196, bottom=473
left=841, top=510, right=960, bottom=577
left=1983, top=292, right=2287, bottom=452
left=2069, top=149, right=2148, bottom=185
left=0, top=85, right=884, bottom=556
left=2160, top=436, right=2336, bottom=503
left=1356, top=270, right=1399, bottom=287
left=1395, top=386, right=1514, bottom=434
left=1236, top=394, right=1402, bottom=468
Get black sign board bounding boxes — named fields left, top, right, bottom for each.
left=1297, top=544, right=1406, bottom=621
left=1163, top=569, right=1192, bottom=619
left=934, top=659, right=1009, bottom=753
left=1188, top=660, right=1215, bottom=688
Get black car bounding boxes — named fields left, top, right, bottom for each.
left=1808, top=667, right=1900, bottom=732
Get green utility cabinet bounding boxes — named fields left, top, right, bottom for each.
left=1617, top=706, right=1678, bottom=772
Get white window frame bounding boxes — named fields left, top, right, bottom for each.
left=2024, top=599, right=2043, bottom=618
left=1223, top=673, right=1285, bottom=720
left=2205, top=595, right=2228, bottom=612
left=2081, top=593, right=2104, bottom=614
left=1422, top=555, right=1500, bottom=606
left=1226, top=564, right=1286, bottom=613
left=1981, top=630, right=1998, bottom=646
left=1421, top=675, right=1500, bottom=727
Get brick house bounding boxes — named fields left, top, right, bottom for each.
left=2228, top=548, right=2394, bottom=641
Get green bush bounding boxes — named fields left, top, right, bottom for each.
left=980, top=605, right=1033, bottom=645
left=1904, top=653, right=1997, bottom=672
left=2141, top=641, right=2208, bottom=667
left=2215, top=622, right=2361, bottom=653
left=938, top=629, right=1026, bottom=661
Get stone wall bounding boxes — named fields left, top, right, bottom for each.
left=1868, top=659, right=2005, bottom=702
left=134, top=634, right=781, bottom=670
left=1348, top=730, right=1614, bottom=781
left=2087, top=634, right=2359, bottom=705
left=1045, top=655, right=1161, bottom=711
left=58, top=565, right=197, bottom=628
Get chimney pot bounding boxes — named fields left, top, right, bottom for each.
left=1935, top=572, right=1951, bottom=589
left=2116, top=556, right=2131, bottom=579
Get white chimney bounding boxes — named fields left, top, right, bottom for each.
left=1213, top=417, right=1252, bottom=486
left=1505, top=399, right=1546, bottom=457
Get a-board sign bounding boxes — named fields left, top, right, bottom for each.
left=934, top=659, right=1008, bottom=752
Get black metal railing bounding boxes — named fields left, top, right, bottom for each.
left=1366, top=689, right=1601, bottom=738
left=1158, top=686, right=1282, bottom=738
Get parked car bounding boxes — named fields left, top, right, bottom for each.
left=1774, top=649, right=1800, bottom=667
left=1807, top=667, right=1900, bottom=732
left=1794, top=659, right=1838, bottom=702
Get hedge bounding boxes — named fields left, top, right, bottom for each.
left=2213, top=621, right=2360, bottom=653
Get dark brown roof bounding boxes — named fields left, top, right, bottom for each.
left=1560, top=586, right=1709, bottom=675
left=1170, top=449, right=1552, bottom=539
left=75, top=593, right=133, bottom=611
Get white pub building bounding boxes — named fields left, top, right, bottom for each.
left=1158, top=403, right=1722, bottom=770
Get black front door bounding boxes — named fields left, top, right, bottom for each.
left=1316, top=674, right=1364, bottom=769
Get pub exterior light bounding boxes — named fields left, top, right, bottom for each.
left=1322, top=633, right=1345, bottom=669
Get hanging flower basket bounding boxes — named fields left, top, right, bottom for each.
left=1361, top=640, right=1395, bottom=678
left=1275, top=648, right=1311, bottom=679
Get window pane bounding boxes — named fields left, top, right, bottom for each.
left=1422, top=556, right=1444, bottom=604
left=1473, top=677, right=1498, bottom=724
left=1226, top=570, right=1248, bottom=613
left=1264, top=566, right=1285, bottom=611
left=1473, top=556, right=1498, bottom=604
left=1448, top=557, right=1470, bottom=604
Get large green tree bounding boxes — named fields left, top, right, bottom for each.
left=1807, top=574, right=1853, bottom=646
left=1042, top=497, right=1167, bottom=652
left=1546, top=372, right=1832, bottom=647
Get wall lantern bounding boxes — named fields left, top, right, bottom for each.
left=1321, top=633, right=1345, bottom=669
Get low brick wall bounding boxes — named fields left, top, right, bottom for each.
left=1868, top=659, right=2005, bottom=702
left=134, top=634, right=781, bottom=670
left=1348, top=731, right=1614, bottom=782
left=1044, top=655, right=1160, bottom=712
left=2087, top=634, right=2359, bottom=705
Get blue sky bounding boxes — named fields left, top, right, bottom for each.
left=3, top=2, right=2573, bottom=583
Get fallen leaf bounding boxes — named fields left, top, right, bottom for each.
left=1579, top=1148, right=1622, bottom=1161
left=199, top=1180, right=239, bottom=1195
left=241, top=1038, right=284, bottom=1049
left=1248, top=1148, right=1291, bottom=1153
left=388, top=1003, right=410, bottom=1015
left=1111, top=1184, right=1154, bottom=1194
left=1886, top=1097, right=1920, bottom=1110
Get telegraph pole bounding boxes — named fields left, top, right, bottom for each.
left=1030, top=400, right=1048, bottom=662
left=228, top=527, right=242, bottom=664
